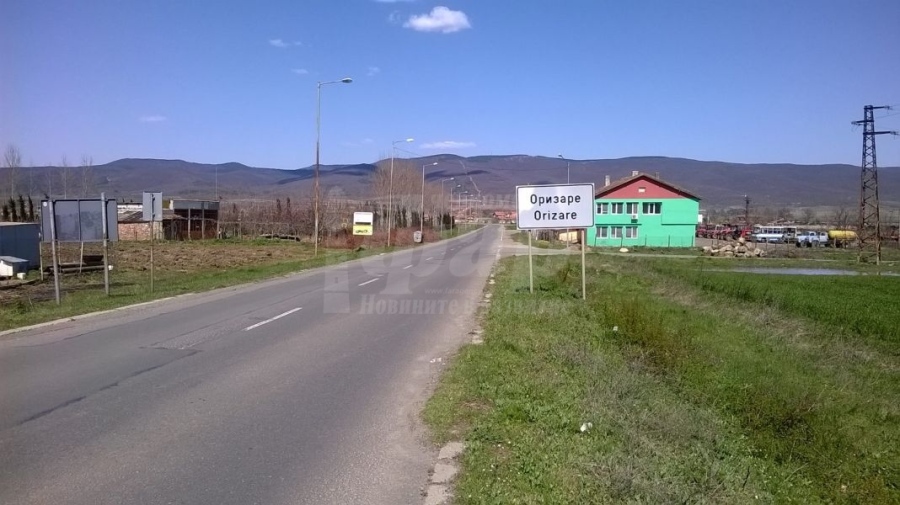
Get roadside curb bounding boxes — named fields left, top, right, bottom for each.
left=424, top=441, right=465, bottom=505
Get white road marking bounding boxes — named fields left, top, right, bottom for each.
left=358, top=278, right=379, bottom=286
left=244, top=307, right=302, bottom=331
left=403, top=265, right=413, bottom=269
left=426, top=257, right=434, bottom=261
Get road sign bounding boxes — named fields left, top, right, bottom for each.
left=143, top=192, right=163, bottom=222
left=352, top=211, right=374, bottom=236
left=516, top=183, right=595, bottom=230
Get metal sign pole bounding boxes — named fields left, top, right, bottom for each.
left=150, top=194, right=155, bottom=293
left=39, top=241, right=44, bottom=281
left=581, top=228, right=587, bottom=300
left=48, top=200, right=61, bottom=305
left=101, top=193, right=110, bottom=295
left=528, top=231, right=534, bottom=294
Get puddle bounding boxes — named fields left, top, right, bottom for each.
left=715, top=267, right=899, bottom=277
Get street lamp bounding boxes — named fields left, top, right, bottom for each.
left=458, top=190, right=468, bottom=230
left=558, top=154, right=570, bottom=184
left=450, top=184, right=461, bottom=233
left=440, top=177, right=454, bottom=234
left=421, top=162, right=439, bottom=236
left=314, top=77, right=352, bottom=257
left=559, top=154, right=571, bottom=246
left=387, top=137, right=414, bottom=247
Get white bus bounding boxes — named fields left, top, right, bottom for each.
left=750, top=225, right=798, bottom=243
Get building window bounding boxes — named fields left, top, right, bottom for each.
left=597, top=202, right=608, bottom=214
left=596, top=226, right=608, bottom=238
left=643, top=202, right=661, bottom=214
left=625, top=226, right=638, bottom=238
left=611, top=226, right=623, bottom=238
left=610, top=202, right=624, bottom=214
left=626, top=202, right=639, bottom=215
left=638, top=187, right=646, bottom=193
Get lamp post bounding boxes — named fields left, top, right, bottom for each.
left=458, top=190, right=468, bottom=231
left=314, top=77, right=353, bottom=257
left=559, top=154, right=571, bottom=246
left=421, top=162, right=438, bottom=235
left=387, top=137, right=414, bottom=247
left=450, top=184, right=461, bottom=234
left=440, top=177, right=454, bottom=234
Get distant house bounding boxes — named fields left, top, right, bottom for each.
left=116, top=199, right=219, bottom=240
left=588, top=172, right=700, bottom=248
left=492, top=210, right=516, bottom=224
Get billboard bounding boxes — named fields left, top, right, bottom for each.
left=352, top=211, right=374, bottom=236
left=41, top=199, right=119, bottom=243
left=516, top=184, right=595, bottom=230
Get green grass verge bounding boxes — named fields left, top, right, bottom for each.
left=425, top=255, right=899, bottom=503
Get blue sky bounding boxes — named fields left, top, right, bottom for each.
left=2, top=1, right=898, bottom=169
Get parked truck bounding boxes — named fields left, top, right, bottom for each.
left=795, top=231, right=828, bottom=247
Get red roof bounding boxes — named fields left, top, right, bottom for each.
left=595, top=173, right=700, bottom=201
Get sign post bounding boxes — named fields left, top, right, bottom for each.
left=143, top=192, right=162, bottom=292
left=516, top=183, right=595, bottom=299
left=48, top=200, right=61, bottom=305
left=528, top=231, right=533, bottom=293
left=101, top=193, right=110, bottom=295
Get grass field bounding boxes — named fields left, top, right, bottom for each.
left=425, top=254, right=899, bottom=503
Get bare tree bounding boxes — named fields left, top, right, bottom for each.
left=4, top=144, right=21, bottom=199
left=60, top=155, right=70, bottom=198
left=80, top=155, right=94, bottom=197
left=800, top=207, right=816, bottom=225
left=775, top=206, right=794, bottom=223
left=830, top=206, right=851, bottom=229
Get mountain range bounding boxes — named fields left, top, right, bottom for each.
left=17, top=155, right=900, bottom=210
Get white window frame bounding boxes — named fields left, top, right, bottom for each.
left=625, top=226, right=639, bottom=238
left=596, top=226, right=608, bottom=238
left=597, top=202, right=609, bottom=215
left=610, top=202, right=624, bottom=214
left=626, top=202, right=639, bottom=215
left=643, top=202, right=661, bottom=215
left=611, top=226, right=623, bottom=238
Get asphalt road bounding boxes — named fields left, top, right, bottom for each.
left=0, top=226, right=502, bottom=505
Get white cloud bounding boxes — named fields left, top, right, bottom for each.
left=420, top=140, right=476, bottom=150
left=404, top=6, right=471, bottom=33
left=375, top=0, right=415, bottom=3
left=292, top=68, right=309, bottom=75
left=139, top=115, right=166, bottom=123
left=367, top=66, right=381, bottom=77
left=270, top=38, right=302, bottom=48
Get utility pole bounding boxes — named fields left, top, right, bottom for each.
left=852, top=105, right=897, bottom=265
left=743, top=195, right=751, bottom=227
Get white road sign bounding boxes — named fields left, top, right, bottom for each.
left=516, top=183, right=595, bottom=230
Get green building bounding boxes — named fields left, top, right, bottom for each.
left=587, top=172, right=701, bottom=248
